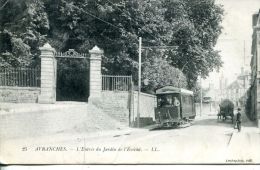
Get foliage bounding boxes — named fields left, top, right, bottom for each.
left=142, top=51, right=187, bottom=93
left=163, top=0, right=224, bottom=88
left=0, top=0, right=49, bottom=67
left=1, top=0, right=224, bottom=91
left=192, top=81, right=207, bottom=103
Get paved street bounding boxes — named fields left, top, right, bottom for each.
left=1, top=104, right=259, bottom=164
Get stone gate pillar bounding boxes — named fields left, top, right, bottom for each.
left=38, top=43, right=56, bottom=104
left=88, top=46, right=103, bottom=104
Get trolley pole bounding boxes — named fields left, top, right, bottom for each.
left=137, top=37, right=142, bottom=128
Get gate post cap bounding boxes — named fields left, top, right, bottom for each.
left=89, top=45, right=103, bottom=54
left=43, top=43, right=52, bottom=48
left=39, top=43, right=55, bottom=53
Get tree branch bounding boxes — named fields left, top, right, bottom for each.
left=0, top=0, right=9, bottom=10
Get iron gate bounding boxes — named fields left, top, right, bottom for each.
left=55, top=49, right=89, bottom=101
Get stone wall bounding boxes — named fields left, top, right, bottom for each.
left=101, top=91, right=156, bottom=127
left=0, top=86, right=40, bottom=103
left=131, top=92, right=156, bottom=123
left=101, top=91, right=130, bottom=124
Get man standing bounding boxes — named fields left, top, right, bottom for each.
left=236, top=108, right=242, bottom=132
left=174, top=97, right=181, bottom=117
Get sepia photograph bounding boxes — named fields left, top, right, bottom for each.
left=0, top=0, right=260, bottom=164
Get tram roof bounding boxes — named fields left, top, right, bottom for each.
left=156, top=86, right=194, bottom=95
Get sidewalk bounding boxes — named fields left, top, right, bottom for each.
left=0, top=102, right=128, bottom=139
left=0, top=102, right=87, bottom=115
left=227, top=130, right=260, bottom=163
left=226, top=109, right=260, bottom=163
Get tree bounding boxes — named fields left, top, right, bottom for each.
left=192, top=81, right=207, bottom=103
left=142, top=49, right=187, bottom=93
left=163, top=0, right=224, bottom=88
left=43, top=0, right=174, bottom=85
left=0, top=0, right=224, bottom=90
left=0, top=0, right=49, bottom=67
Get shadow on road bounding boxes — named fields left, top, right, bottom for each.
left=193, top=118, right=234, bottom=127
left=149, top=126, right=179, bottom=131
left=193, top=116, right=257, bottom=128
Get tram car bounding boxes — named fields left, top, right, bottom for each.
left=155, top=86, right=196, bottom=128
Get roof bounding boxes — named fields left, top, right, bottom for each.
left=204, top=89, right=215, bottom=99
left=227, top=80, right=243, bottom=90
left=156, top=86, right=193, bottom=95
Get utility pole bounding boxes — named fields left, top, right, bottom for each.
left=137, top=37, right=142, bottom=128
left=200, top=75, right=203, bottom=117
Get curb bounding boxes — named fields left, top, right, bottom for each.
left=0, top=103, right=87, bottom=115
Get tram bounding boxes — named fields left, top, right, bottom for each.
left=155, top=86, right=196, bottom=127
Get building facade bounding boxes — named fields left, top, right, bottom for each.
left=225, top=79, right=245, bottom=107
left=216, top=67, right=250, bottom=108
left=249, top=10, right=260, bottom=127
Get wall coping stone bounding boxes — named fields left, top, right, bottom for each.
left=133, top=91, right=156, bottom=98
left=101, top=91, right=156, bottom=98
left=0, top=86, right=40, bottom=91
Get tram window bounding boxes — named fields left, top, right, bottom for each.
left=186, top=96, right=189, bottom=104
left=182, top=95, right=192, bottom=105
left=157, top=93, right=180, bottom=107
left=183, top=95, right=187, bottom=104
left=158, top=94, right=173, bottom=107
left=182, top=96, right=185, bottom=103
left=188, top=96, right=192, bottom=104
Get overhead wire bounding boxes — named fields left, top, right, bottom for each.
left=76, top=1, right=180, bottom=51
left=83, top=10, right=123, bottom=31
left=106, top=0, right=172, bottom=46
left=0, top=0, right=9, bottom=10
left=107, top=2, right=194, bottom=51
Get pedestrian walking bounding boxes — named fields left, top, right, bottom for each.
left=236, top=108, right=242, bottom=132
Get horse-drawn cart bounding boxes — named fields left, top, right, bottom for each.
left=218, top=99, right=234, bottom=123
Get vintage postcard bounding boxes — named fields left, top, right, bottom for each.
left=0, top=0, right=260, bottom=164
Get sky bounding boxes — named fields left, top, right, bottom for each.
left=202, top=0, right=260, bottom=89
